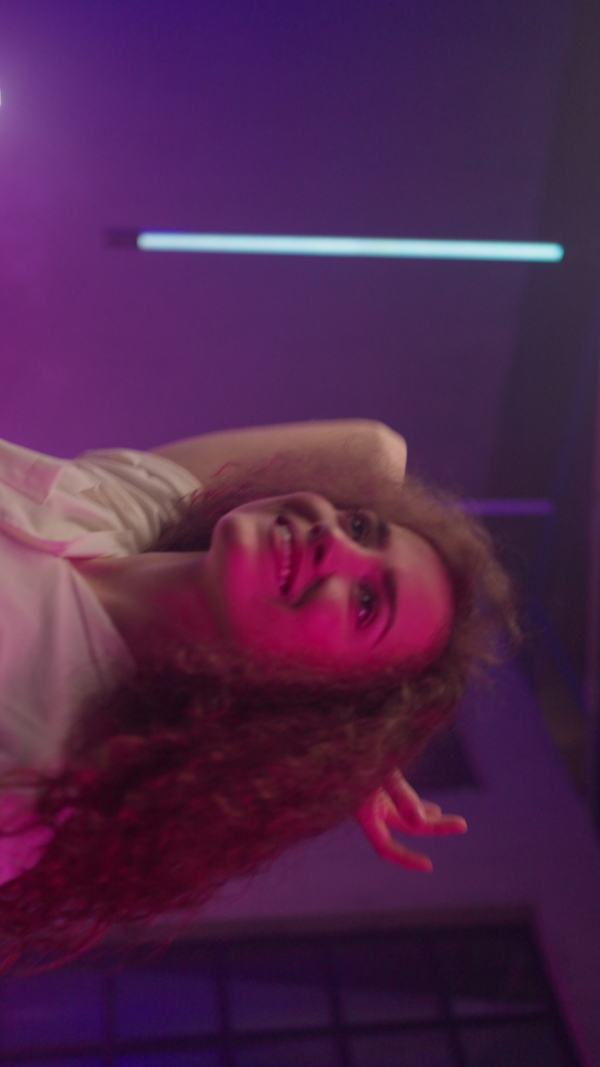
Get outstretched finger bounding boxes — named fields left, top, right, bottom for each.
left=417, top=805, right=468, bottom=834
left=384, top=777, right=467, bottom=836
left=363, top=820, right=433, bottom=871
left=383, top=805, right=467, bottom=837
left=355, top=801, right=434, bottom=871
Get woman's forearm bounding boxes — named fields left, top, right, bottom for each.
left=150, top=419, right=407, bottom=491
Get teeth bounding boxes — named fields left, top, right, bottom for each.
left=278, top=519, right=293, bottom=592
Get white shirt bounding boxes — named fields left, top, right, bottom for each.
left=0, top=438, right=201, bottom=885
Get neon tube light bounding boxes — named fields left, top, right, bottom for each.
left=137, top=232, right=564, bottom=262
left=462, top=500, right=554, bottom=516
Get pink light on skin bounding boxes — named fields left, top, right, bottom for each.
left=71, top=492, right=453, bottom=678
left=209, top=492, right=453, bottom=676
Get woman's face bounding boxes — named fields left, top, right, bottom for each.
left=204, top=491, right=453, bottom=676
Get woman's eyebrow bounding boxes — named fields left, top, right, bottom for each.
left=374, top=568, right=397, bottom=645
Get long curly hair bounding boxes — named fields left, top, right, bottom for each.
left=0, top=453, right=519, bottom=976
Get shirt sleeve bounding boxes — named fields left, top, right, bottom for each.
left=0, top=439, right=203, bottom=557
left=72, top=448, right=203, bottom=551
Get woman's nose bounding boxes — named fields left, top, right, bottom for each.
left=308, top=520, right=363, bottom=572
left=308, top=522, right=329, bottom=566
left=308, top=522, right=327, bottom=544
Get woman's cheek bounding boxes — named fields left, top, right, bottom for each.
left=228, top=598, right=339, bottom=666
left=283, top=598, right=346, bottom=661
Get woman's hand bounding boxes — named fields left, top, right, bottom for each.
left=355, top=769, right=467, bottom=872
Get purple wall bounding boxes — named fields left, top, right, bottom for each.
left=2, top=5, right=600, bottom=1062
left=0, top=0, right=574, bottom=492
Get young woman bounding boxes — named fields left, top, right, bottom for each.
left=0, top=419, right=518, bottom=972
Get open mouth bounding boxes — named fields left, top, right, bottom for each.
left=275, top=515, right=298, bottom=595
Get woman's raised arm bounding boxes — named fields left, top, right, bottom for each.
left=149, top=419, right=407, bottom=490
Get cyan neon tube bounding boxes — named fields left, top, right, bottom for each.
left=462, top=500, right=554, bottom=516
left=137, top=232, right=564, bottom=263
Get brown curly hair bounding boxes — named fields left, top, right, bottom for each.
left=0, top=453, right=519, bottom=977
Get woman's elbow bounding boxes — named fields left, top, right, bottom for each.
left=372, top=422, right=408, bottom=481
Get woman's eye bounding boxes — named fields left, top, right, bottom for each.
left=348, top=510, right=372, bottom=542
left=357, top=582, right=379, bottom=627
